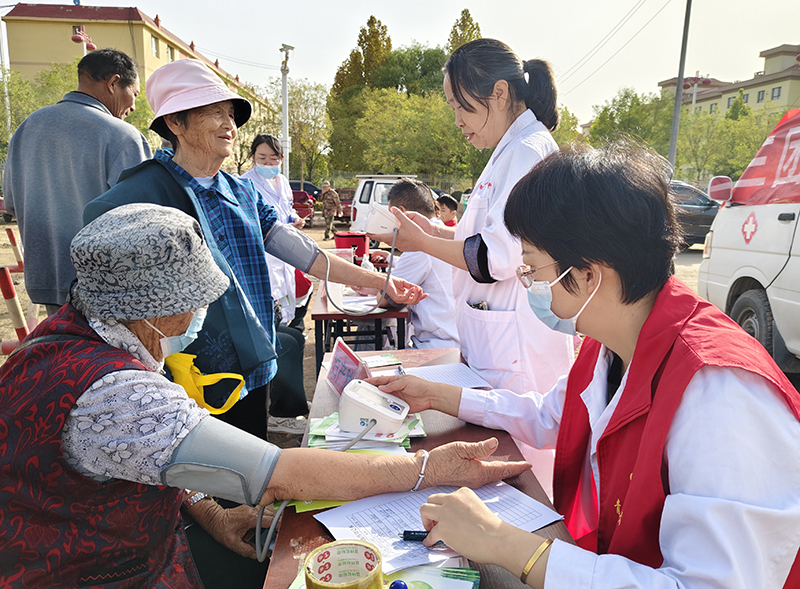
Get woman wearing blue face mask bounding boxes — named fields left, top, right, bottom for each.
left=240, top=133, right=311, bottom=434
left=370, top=142, right=800, bottom=589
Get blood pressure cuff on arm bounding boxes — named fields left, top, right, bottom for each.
left=264, top=223, right=320, bottom=273
left=160, top=417, right=281, bottom=506
left=463, top=234, right=497, bottom=284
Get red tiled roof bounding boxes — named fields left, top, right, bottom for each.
left=4, top=4, right=148, bottom=22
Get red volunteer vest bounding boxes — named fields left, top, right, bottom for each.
left=552, top=277, right=800, bottom=583
left=0, top=305, right=201, bottom=588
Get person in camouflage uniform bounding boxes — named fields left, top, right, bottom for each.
left=320, top=181, right=342, bottom=240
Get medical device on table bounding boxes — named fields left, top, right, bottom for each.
left=339, top=379, right=410, bottom=435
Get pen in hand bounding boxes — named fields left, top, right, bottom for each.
left=399, top=530, right=427, bottom=541
left=398, top=530, right=449, bottom=549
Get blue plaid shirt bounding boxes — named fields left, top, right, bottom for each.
left=155, top=150, right=278, bottom=391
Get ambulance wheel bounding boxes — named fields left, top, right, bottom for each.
left=730, top=289, right=774, bottom=356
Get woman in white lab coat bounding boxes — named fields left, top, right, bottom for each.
left=240, top=134, right=310, bottom=431
left=240, top=134, right=304, bottom=324
left=375, top=39, right=573, bottom=396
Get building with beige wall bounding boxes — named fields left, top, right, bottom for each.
left=1, top=3, right=272, bottom=118
left=659, top=43, right=800, bottom=116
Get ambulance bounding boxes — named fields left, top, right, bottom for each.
left=698, top=108, right=800, bottom=372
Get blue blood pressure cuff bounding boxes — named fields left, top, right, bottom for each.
left=264, top=223, right=320, bottom=273
left=161, top=417, right=281, bottom=506
left=463, top=234, right=497, bottom=284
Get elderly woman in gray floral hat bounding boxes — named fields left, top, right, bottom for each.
left=0, top=204, right=530, bottom=588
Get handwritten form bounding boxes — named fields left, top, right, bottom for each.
left=405, top=363, right=492, bottom=389
left=314, top=481, right=563, bottom=573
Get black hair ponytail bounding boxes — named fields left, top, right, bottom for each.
left=523, top=60, right=559, bottom=131
left=444, top=39, right=559, bottom=131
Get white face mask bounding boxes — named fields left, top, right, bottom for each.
left=526, top=268, right=602, bottom=336
left=144, top=307, right=207, bottom=358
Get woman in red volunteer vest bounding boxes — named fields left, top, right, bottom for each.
left=372, top=142, right=800, bottom=588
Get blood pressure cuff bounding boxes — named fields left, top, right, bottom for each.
left=161, top=417, right=281, bottom=506
left=463, top=233, right=497, bottom=284
left=264, top=223, right=320, bottom=273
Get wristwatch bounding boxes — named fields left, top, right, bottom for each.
left=183, top=491, right=210, bottom=508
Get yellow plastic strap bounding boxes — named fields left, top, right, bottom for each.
left=164, top=353, right=245, bottom=414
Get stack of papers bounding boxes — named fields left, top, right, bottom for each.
left=308, top=412, right=426, bottom=451
left=314, top=481, right=563, bottom=574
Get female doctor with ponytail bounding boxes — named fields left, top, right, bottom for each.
left=372, top=39, right=573, bottom=398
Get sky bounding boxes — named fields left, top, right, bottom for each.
left=12, top=1, right=800, bottom=125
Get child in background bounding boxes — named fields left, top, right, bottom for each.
left=435, top=194, right=459, bottom=227
left=365, top=179, right=460, bottom=349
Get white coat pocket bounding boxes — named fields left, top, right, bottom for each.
left=458, top=299, right=525, bottom=391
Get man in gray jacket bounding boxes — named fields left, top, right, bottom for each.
left=3, top=48, right=152, bottom=313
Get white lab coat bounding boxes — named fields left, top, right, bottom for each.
left=453, top=110, right=573, bottom=395
left=241, top=169, right=298, bottom=322
left=390, top=250, right=459, bottom=349
left=458, top=351, right=800, bottom=589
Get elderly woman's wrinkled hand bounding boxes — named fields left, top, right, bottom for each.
left=192, top=500, right=274, bottom=559
left=424, top=438, right=530, bottom=490
left=386, top=276, right=427, bottom=305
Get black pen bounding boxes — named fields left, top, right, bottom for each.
left=399, top=530, right=428, bottom=542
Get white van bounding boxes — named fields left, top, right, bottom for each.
left=697, top=108, right=800, bottom=372
left=350, top=174, right=416, bottom=231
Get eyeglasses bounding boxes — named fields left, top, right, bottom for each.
left=515, top=261, right=560, bottom=288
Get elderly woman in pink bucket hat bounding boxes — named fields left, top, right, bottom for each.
left=85, top=59, right=426, bottom=442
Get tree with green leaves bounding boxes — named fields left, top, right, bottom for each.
left=354, top=87, right=465, bottom=177
left=329, top=16, right=393, bottom=171
left=332, top=16, right=392, bottom=96
left=725, top=89, right=752, bottom=121
left=709, top=108, right=784, bottom=180
left=676, top=109, right=725, bottom=183
left=372, top=42, right=447, bottom=97
left=446, top=9, right=482, bottom=55
left=551, top=106, right=585, bottom=148
left=282, top=79, right=331, bottom=183
left=589, top=88, right=672, bottom=155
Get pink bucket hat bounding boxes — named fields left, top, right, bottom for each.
left=146, top=59, right=251, bottom=139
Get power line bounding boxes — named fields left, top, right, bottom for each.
left=196, top=46, right=281, bottom=71
left=559, top=0, right=649, bottom=83
left=563, top=0, right=674, bottom=97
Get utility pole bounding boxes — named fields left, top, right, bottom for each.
left=0, top=16, right=12, bottom=138
left=279, top=44, right=294, bottom=178
left=667, top=0, right=692, bottom=167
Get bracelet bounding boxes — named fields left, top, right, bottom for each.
left=410, top=449, right=429, bottom=492
left=183, top=491, right=209, bottom=509
left=519, top=538, right=553, bottom=585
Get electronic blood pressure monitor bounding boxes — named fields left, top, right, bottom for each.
left=339, top=379, right=410, bottom=435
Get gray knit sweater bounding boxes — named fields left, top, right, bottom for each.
left=3, top=92, right=152, bottom=306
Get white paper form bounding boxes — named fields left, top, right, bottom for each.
left=405, top=363, right=492, bottom=389
left=314, top=481, right=563, bottom=574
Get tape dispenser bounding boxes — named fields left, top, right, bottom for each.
left=339, top=379, right=410, bottom=435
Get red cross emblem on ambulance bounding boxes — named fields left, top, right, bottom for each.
left=742, top=212, right=758, bottom=244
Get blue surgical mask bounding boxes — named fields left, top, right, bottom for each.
left=144, top=307, right=207, bottom=358
left=526, top=267, right=601, bottom=336
left=255, top=163, right=281, bottom=179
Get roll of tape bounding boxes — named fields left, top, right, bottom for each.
left=304, top=540, right=382, bottom=589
